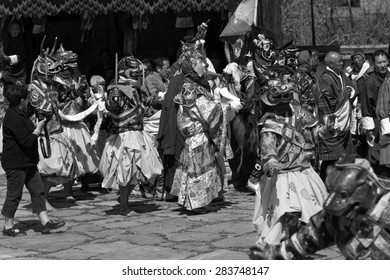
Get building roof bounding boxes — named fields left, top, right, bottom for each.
left=0, top=0, right=229, bottom=17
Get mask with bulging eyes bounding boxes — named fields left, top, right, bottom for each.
left=179, top=47, right=207, bottom=78
left=324, top=161, right=381, bottom=223
left=260, top=77, right=295, bottom=106
left=118, top=56, right=144, bottom=87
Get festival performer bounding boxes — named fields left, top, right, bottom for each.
left=250, top=156, right=390, bottom=260
left=222, top=28, right=276, bottom=190
left=250, top=67, right=329, bottom=245
left=28, top=37, right=99, bottom=206
left=169, top=39, right=230, bottom=214
left=99, top=55, right=163, bottom=216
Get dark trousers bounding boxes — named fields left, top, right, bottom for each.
left=1, top=166, right=46, bottom=218
left=319, top=160, right=337, bottom=185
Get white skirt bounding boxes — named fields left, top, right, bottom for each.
left=253, top=167, right=328, bottom=245
left=99, top=130, right=163, bottom=190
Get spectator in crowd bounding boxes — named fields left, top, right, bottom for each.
left=345, top=49, right=371, bottom=158
left=143, top=57, right=170, bottom=116
left=90, top=49, right=115, bottom=85
left=1, top=85, right=65, bottom=236
left=375, top=51, right=390, bottom=173
left=316, top=51, right=356, bottom=181
left=142, top=57, right=153, bottom=77
left=0, top=20, right=27, bottom=86
left=362, top=50, right=390, bottom=175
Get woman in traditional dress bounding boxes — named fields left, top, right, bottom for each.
left=99, top=56, right=163, bottom=216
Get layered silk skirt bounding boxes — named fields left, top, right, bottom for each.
left=171, top=132, right=224, bottom=210
left=253, top=167, right=328, bottom=245
left=99, top=130, right=163, bottom=190
left=38, top=121, right=99, bottom=184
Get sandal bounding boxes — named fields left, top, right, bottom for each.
left=3, top=227, right=27, bottom=237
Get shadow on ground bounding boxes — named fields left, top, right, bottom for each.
left=104, top=200, right=163, bottom=216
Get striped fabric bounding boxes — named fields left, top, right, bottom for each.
left=361, top=71, right=388, bottom=119
left=0, top=0, right=229, bottom=17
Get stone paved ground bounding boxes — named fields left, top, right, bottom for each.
left=0, top=168, right=343, bottom=260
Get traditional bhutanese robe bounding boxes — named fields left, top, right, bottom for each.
left=375, top=76, right=390, bottom=165
left=361, top=71, right=389, bottom=130
left=170, top=78, right=225, bottom=210
left=316, top=68, right=355, bottom=161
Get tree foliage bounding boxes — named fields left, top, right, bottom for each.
left=281, top=0, right=390, bottom=45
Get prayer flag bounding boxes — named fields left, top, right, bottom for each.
left=220, top=0, right=257, bottom=43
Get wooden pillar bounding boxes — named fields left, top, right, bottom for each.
left=259, top=0, right=282, bottom=45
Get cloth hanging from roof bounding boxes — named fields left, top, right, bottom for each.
left=220, top=0, right=257, bottom=43
left=0, top=0, right=229, bottom=17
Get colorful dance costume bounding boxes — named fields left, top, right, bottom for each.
left=99, top=56, right=163, bottom=190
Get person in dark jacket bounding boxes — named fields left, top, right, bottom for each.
left=0, top=20, right=27, bottom=86
left=1, top=85, right=65, bottom=236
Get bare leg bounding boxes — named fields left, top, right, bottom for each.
left=37, top=211, right=50, bottom=225
left=42, top=179, right=55, bottom=211
left=4, top=216, right=14, bottom=230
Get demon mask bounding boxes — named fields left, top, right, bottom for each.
left=118, top=56, right=144, bottom=87
left=324, top=158, right=383, bottom=220
left=260, top=70, right=295, bottom=106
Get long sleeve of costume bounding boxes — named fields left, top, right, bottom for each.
left=260, top=131, right=278, bottom=174
left=196, top=95, right=224, bottom=150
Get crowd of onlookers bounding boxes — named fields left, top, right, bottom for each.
left=0, top=19, right=389, bottom=254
